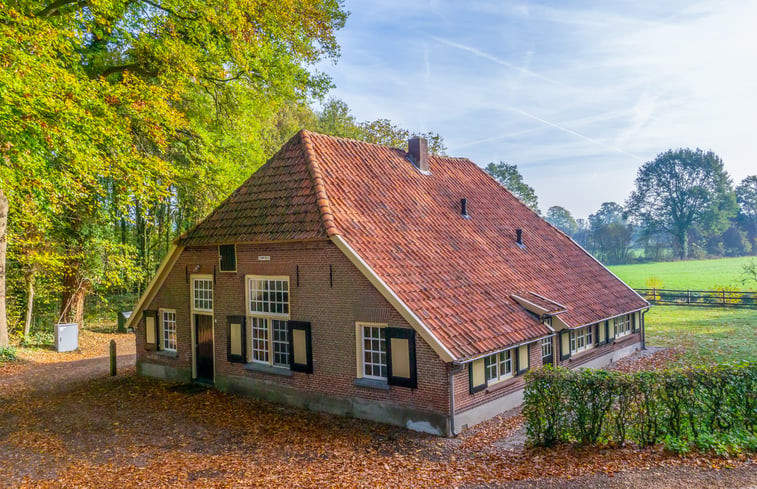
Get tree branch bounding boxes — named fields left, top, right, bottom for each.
left=140, top=0, right=199, bottom=21
left=96, top=63, right=158, bottom=79
left=36, top=0, right=88, bottom=18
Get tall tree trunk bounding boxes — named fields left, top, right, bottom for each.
left=23, top=271, right=34, bottom=339
left=0, top=189, right=8, bottom=347
left=59, top=261, right=90, bottom=325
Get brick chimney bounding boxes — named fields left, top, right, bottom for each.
left=408, top=137, right=429, bottom=173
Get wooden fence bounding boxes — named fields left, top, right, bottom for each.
left=635, top=288, right=757, bottom=309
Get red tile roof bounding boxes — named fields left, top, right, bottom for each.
left=180, top=130, right=648, bottom=361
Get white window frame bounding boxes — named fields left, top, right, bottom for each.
left=159, top=308, right=177, bottom=352
left=614, top=314, right=632, bottom=338
left=245, top=275, right=290, bottom=368
left=570, top=325, right=594, bottom=354
left=191, top=275, right=214, bottom=313
left=484, top=349, right=513, bottom=385
left=356, top=322, right=388, bottom=380
left=540, top=337, right=552, bottom=359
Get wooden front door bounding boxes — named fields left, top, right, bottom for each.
left=194, top=314, right=214, bottom=383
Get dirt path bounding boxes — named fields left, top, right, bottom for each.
left=0, top=353, right=135, bottom=396
left=0, top=343, right=753, bottom=488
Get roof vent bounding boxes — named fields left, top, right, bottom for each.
left=516, top=228, right=525, bottom=248
left=408, top=137, right=429, bottom=173
left=461, top=198, right=470, bottom=218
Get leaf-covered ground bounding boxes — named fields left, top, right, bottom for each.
left=0, top=342, right=754, bottom=488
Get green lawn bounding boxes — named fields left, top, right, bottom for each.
left=645, top=306, right=757, bottom=366
left=610, top=256, right=756, bottom=290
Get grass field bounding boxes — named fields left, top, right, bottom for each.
left=610, top=256, right=756, bottom=290
left=645, top=306, right=757, bottom=366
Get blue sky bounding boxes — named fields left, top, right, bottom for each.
left=316, top=1, right=757, bottom=218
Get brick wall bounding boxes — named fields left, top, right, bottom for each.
left=452, top=340, right=544, bottom=415
left=136, top=240, right=450, bottom=416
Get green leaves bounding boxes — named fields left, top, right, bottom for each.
left=523, top=363, right=757, bottom=454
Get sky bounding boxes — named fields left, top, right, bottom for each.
left=315, top=0, right=757, bottom=219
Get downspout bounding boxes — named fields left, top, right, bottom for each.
left=448, top=363, right=464, bottom=437
left=641, top=309, right=648, bottom=350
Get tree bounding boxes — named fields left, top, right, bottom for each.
left=485, top=162, right=540, bottom=213
left=545, top=206, right=578, bottom=236
left=587, top=202, right=633, bottom=264
left=626, top=148, right=738, bottom=259
left=0, top=1, right=347, bottom=327
left=314, top=99, right=446, bottom=154
left=0, top=189, right=7, bottom=347
left=736, top=176, right=757, bottom=249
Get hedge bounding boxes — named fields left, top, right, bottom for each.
left=522, top=363, right=757, bottom=454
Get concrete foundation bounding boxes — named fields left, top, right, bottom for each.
left=573, top=341, right=643, bottom=370
left=137, top=361, right=192, bottom=383
left=454, top=388, right=524, bottom=434
left=215, top=373, right=450, bottom=436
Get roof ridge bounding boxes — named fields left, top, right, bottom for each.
left=300, top=130, right=339, bottom=237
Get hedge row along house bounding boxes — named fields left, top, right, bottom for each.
left=127, top=131, right=649, bottom=436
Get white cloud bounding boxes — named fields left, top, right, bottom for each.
left=318, top=0, right=757, bottom=217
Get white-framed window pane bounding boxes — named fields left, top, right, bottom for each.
left=362, top=326, right=387, bottom=379
left=272, top=320, right=289, bottom=367
left=251, top=317, right=269, bottom=363
left=541, top=337, right=552, bottom=358
left=193, top=278, right=213, bottom=311
left=249, top=278, right=289, bottom=316
left=485, top=354, right=498, bottom=382
left=570, top=326, right=594, bottom=354
left=162, top=310, right=177, bottom=351
left=499, top=350, right=511, bottom=376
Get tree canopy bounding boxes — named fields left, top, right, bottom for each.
left=545, top=206, right=578, bottom=236
left=485, top=162, right=540, bottom=213
left=626, top=148, right=737, bottom=259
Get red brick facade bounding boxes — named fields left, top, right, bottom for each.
left=136, top=240, right=450, bottom=419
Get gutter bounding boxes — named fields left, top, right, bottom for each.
left=459, top=336, right=543, bottom=365
left=641, top=308, right=649, bottom=350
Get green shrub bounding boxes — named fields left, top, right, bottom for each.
left=0, top=346, right=18, bottom=362
left=523, top=362, right=757, bottom=454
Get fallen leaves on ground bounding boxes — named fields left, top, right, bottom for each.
left=0, top=329, right=135, bottom=377
left=0, top=340, right=753, bottom=488
left=612, top=345, right=684, bottom=373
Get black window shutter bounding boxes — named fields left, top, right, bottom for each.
left=606, top=320, right=614, bottom=343
left=513, top=347, right=520, bottom=376
left=631, top=313, right=637, bottom=332
left=594, top=323, right=600, bottom=346
left=385, top=327, right=417, bottom=389
left=559, top=330, right=571, bottom=360
left=288, top=321, right=313, bottom=373
left=143, top=310, right=158, bottom=351
left=226, top=315, right=246, bottom=363
left=219, top=244, right=236, bottom=272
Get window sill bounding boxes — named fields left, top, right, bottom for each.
left=155, top=350, right=177, bottom=358
left=485, top=376, right=518, bottom=393
left=567, top=347, right=595, bottom=361
left=353, top=377, right=390, bottom=390
left=244, top=362, right=292, bottom=377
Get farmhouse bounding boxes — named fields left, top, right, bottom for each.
left=127, top=130, right=649, bottom=436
